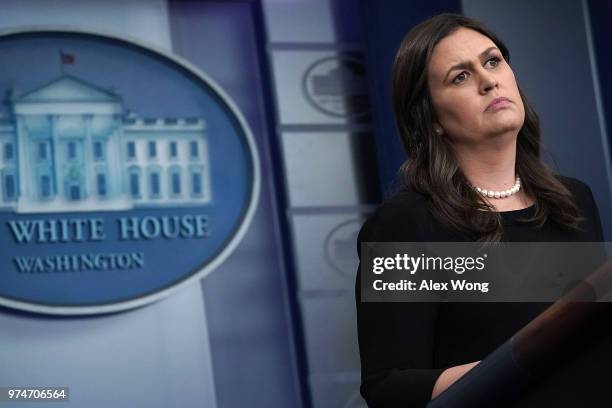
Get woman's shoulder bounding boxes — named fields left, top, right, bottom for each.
left=357, top=186, right=434, bottom=245
left=555, top=174, right=593, bottom=197
left=554, top=174, right=598, bottom=214
left=375, top=186, right=431, bottom=219
left=541, top=174, right=604, bottom=242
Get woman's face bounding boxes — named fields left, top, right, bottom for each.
left=427, top=28, right=525, bottom=146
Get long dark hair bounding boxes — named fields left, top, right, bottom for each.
left=391, top=13, right=584, bottom=242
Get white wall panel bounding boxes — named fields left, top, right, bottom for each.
left=291, top=213, right=365, bottom=291
left=262, top=0, right=335, bottom=43
left=300, top=295, right=361, bottom=374
left=281, top=132, right=370, bottom=206
left=271, top=50, right=369, bottom=125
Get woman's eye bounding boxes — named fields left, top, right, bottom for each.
left=486, top=57, right=501, bottom=68
left=453, top=72, right=468, bottom=84
left=452, top=57, right=500, bottom=85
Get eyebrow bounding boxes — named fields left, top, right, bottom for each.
left=443, top=46, right=500, bottom=82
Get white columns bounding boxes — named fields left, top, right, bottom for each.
left=15, top=115, right=30, bottom=203
left=84, top=114, right=94, bottom=199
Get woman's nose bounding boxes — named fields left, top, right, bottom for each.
left=480, top=74, right=498, bottom=94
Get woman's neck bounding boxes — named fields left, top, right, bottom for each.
left=452, top=137, right=534, bottom=212
left=454, top=138, right=517, bottom=189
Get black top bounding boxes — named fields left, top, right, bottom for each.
left=355, top=176, right=605, bottom=407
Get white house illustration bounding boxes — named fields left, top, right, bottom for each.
left=0, top=75, right=212, bottom=213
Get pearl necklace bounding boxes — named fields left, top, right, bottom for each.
left=472, top=176, right=521, bottom=199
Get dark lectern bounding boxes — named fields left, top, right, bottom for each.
left=427, top=260, right=612, bottom=408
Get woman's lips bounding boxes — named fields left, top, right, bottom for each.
left=485, top=97, right=511, bottom=112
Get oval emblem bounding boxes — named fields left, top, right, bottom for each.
left=0, top=29, right=260, bottom=315
left=302, top=55, right=370, bottom=118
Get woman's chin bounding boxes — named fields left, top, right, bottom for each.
left=489, top=109, right=524, bottom=128
left=487, top=118, right=523, bottom=136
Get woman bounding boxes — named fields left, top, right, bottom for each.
left=355, top=13, right=605, bottom=407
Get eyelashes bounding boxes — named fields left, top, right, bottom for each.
left=485, top=56, right=501, bottom=68
left=452, top=56, right=502, bottom=85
